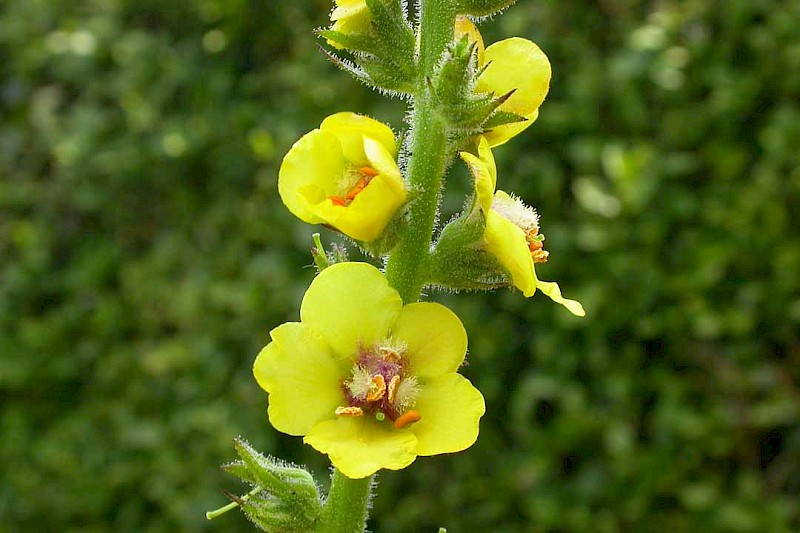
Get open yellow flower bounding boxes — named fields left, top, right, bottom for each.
left=455, top=17, right=552, bottom=147
left=253, top=262, right=485, bottom=479
left=278, top=112, right=407, bottom=242
left=461, top=137, right=585, bottom=316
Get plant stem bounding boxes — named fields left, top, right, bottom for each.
left=317, top=3, right=457, bottom=531
left=385, top=0, right=456, bottom=303
left=316, top=470, right=374, bottom=533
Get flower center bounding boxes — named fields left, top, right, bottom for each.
left=492, top=193, right=549, bottom=264
left=329, top=166, right=379, bottom=207
left=336, top=338, right=421, bottom=428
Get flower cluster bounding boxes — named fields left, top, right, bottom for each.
left=255, top=0, right=584, bottom=484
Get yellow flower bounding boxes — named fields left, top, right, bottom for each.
left=455, top=17, right=552, bottom=147
left=461, top=137, right=585, bottom=316
left=278, top=112, right=407, bottom=242
left=330, top=0, right=371, bottom=37
left=253, top=262, right=486, bottom=479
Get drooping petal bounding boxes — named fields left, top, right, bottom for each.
left=300, top=262, right=403, bottom=361
left=278, top=128, right=346, bottom=223
left=304, top=417, right=418, bottom=479
left=484, top=208, right=538, bottom=296
left=321, top=112, right=397, bottom=164
left=391, top=302, right=468, bottom=378
left=536, top=279, right=586, bottom=317
left=477, top=38, right=551, bottom=146
left=411, top=373, right=485, bottom=456
left=253, top=322, right=344, bottom=436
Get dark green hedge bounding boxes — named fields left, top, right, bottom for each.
left=1, top=0, right=798, bottom=531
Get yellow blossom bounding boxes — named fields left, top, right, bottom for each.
left=461, top=136, right=585, bottom=316
left=455, top=17, right=552, bottom=147
left=278, top=112, right=407, bottom=242
left=253, top=262, right=486, bottom=479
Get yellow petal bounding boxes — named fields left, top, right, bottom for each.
left=253, top=322, right=344, bottom=436
left=278, top=128, right=346, bottom=223
left=484, top=208, right=538, bottom=296
left=321, top=112, right=397, bottom=163
left=391, top=303, right=468, bottom=378
left=411, top=373, right=485, bottom=456
left=364, top=136, right=403, bottom=185
left=477, top=38, right=551, bottom=146
left=536, top=279, right=586, bottom=317
left=308, top=172, right=406, bottom=242
left=300, top=262, right=403, bottom=360
left=304, top=417, right=418, bottom=479
left=330, top=0, right=371, bottom=37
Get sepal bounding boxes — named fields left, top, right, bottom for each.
left=320, top=0, right=416, bottom=95
left=429, top=211, right=511, bottom=291
left=217, top=437, right=322, bottom=532
left=455, top=0, right=517, bottom=18
left=430, top=36, right=517, bottom=142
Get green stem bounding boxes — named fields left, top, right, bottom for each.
left=384, top=0, right=456, bottom=303
left=316, top=470, right=374, bottom=533
left=316, top=2, right=457, bottom=531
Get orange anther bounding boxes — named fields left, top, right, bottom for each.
left=393, top=410, right=421, bottom=429
left=528, top=240, right=544, bottom=252
left=366, top=374, right=387, bottom=402
left=531, top=250, right=549, bottom=263
left=358, top=166, right=380, bottom=177
left=386, top=375, right=400, bottom=404
left=379, top=346, right=401, bottom=363
left=329, top=196, right=347, bottom=206
left=344, top=176, right=372, bottom=201
left=335, top=406, right=364, bottom=417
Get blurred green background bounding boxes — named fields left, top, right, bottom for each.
left=2, top=0, right=799, bottom=531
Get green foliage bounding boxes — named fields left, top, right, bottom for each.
left=1, top=0, right=798, bottom=532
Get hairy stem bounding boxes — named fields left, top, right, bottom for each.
left=316, top=470, right=374, bottom=533
left=385, top=0, right=456, bottom=303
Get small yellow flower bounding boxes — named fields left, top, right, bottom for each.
left=253, top=262, right=486, bottom=479
left=455, top=17, right=552, bottom=147
left=461, top=136, right=585, bottom=316
left=278, top=112, right=407, bottom=242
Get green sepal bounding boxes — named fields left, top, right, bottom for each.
left=319, top=0, right=416, bottom=95
left=455, top=0, right=517, bottom=18
left=482, top=109, right=527, bottom=130
left=429, top=210, right=512, bottom=291
left=218, top=437, right=322, bottom=532
left=430, top=36, right=517, bottom=142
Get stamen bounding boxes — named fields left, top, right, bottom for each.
left=335, top=406, right=364, bottom=417
left=344, top=175, right=373, bottom=201
left=386, top=375, right=400, bottom=404
left=327, top=167, right=377, bottom=207
left=393, top=410, right=421, bottom=429
left=358, top=166, right=380, bottom=177
left=531, top=250, right=549, bottom=263
left=366, top=374, right=387, bottom=402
